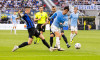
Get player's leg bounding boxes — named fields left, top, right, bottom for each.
left=61, top=32, right=71, bottom=48
left=34, top=29, right=53, bottom=51
left=72, top=26, right=78, bottom=39
left=14, top=25, right=16, bottom=34
left=34, top=24, right=40, bottom=44
left=54, top=31, right=60, bottom=49
left=50, top=34, right=54, bottom=48
left=12, top=37, right=33, bottom=52
left=70, top=26, right=74, bottom=43
left=12, top=28, right=34, bottom=52
left=11, top=24, right=14, bottom=33
left=39, top=34, right=50, bottom=48
left=50, top=28, right=55, bottom=48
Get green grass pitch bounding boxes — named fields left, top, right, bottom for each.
left=0, top=30, right=100, bottom=60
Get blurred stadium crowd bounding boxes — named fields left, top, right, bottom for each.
left=0, top=0, right=48, bottom=11
left=0, top=0, right=100, bottom=25
left=52, top=0, right=100, bottom=7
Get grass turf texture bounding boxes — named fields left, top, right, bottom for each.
left=0, top=30, right=100, bottom=60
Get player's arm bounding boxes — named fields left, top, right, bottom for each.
left=17, top=10, right=24, bottom=19
left=11, top=16, right=13, bottom=23
left=78, top=19, right=80, bottom=25
left=49, top=12, right=57, bottom=20
left=34, top=13, right=41, bottom=21
left=77, top=14, right=80, bottom=25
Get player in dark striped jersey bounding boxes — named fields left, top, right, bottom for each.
left=12, top=7, right=53, bottom=52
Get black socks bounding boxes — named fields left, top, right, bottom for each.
left=19, top=42, right=28, bottom=48
left=42, top=39, right=50, bottom=48
left=50, top=37, right=53, bottom=47
left=62, top=34, right=68, bottom=44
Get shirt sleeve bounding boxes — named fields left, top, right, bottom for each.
left=50, top=11, right=57, bottom=19
left=70, top=13, right=72, bottom=18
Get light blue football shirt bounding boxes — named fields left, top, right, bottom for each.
left=70, top=12, right=79, bottom=27
left=11, top=14, right=17, bottom=24
left=50, top=11, right=68, bottom=28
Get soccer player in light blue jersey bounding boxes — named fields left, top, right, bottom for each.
left=50, top=6, right=69, bottom=51
left=70, top=7, right=80, bottom=43
left=11, top=12, right=17, bottom=34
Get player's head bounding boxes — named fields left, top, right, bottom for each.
left=63, top=6, right=69, bottom=15
left=39, top=6, right=44, bottom=12
left=25, top=6, right=31, bottom=13
left=52, top=6, right=56, bottom=13
left=14, top=12, right=16, bottom=15
left=74, top=7, right=78, bottom=13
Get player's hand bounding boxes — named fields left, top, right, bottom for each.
left=78, top=22, right=80, bottom=25
left=38, top=18, right=41, bottom=20
left=48, top=17, right=50, bottom=21
left=60, top=23, right=62, bottom=25
left=41, top=24, right=44, bottom=28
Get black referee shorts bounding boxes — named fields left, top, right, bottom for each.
left=36, top=24, right=45, bottom=32
left=28, top=27, right=40, bottom=38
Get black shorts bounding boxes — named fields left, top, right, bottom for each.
left=36, top=24, right=45, bottom=32
left=28, top=27, right=40, bottom=38
left=61, top=28, right=64, bottom=33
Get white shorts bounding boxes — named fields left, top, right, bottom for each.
left=71, top=26, right=78, bottom=31
left=51, top=25, right=61, bottom=34
left=13, top=23, right=17, bottom=27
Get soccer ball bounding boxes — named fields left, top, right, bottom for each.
left=75, top=43, right=81, bottom=49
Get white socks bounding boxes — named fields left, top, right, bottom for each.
left=14, top=29, right=16, bottom=34
left=70, top=33, right=77, bottom=41
left=11, top=29, right=13, bottom=33
left=70, top=33, right=73, bottom=41
left=56, top=37, right=60, bottom=49
left=11, top=28, right=16, bottom=34
left=73, top=34, right=76, bottom=38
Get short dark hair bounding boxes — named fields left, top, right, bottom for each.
left=39, top=6, right=43, bottom=8
left=64, top=6, right=69, bottom=11
left=25, top=6, right=31, bottom=9
left=52, top=6, right=55, bottom=8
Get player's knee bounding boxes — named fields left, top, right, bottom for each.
left=50, top=34, right=54, bottom=37
left=28, top=41, right=32, bottom=45
left=75, top=33, right=77, bottom=35
left=71, top=31, right=74, bottom=34
left=39, top=34, right=45, bottom=40
left=75, top=32, right=78, bottom=35
left=59, top=37, right=61, bottom=40
left=28, top=38, right=33, bottom=45
left=61, top=33, right=64, bottom=35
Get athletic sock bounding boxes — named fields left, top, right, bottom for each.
left=50, top=37, right=53, bottom=47
left=42, top=39, right=50, bottom=48
left=70, top=33, right=73, bottom=41
left=19, top=42, right=28, bottom=48
left=73, top=34, right=76, bottom=38
left=56, top=37, right=60, bottom=49
left=11, top=29, right=13, bottom=32
left=14, top=29, right=16, bottom=34
left=62, top=34, right=68, bottom=45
